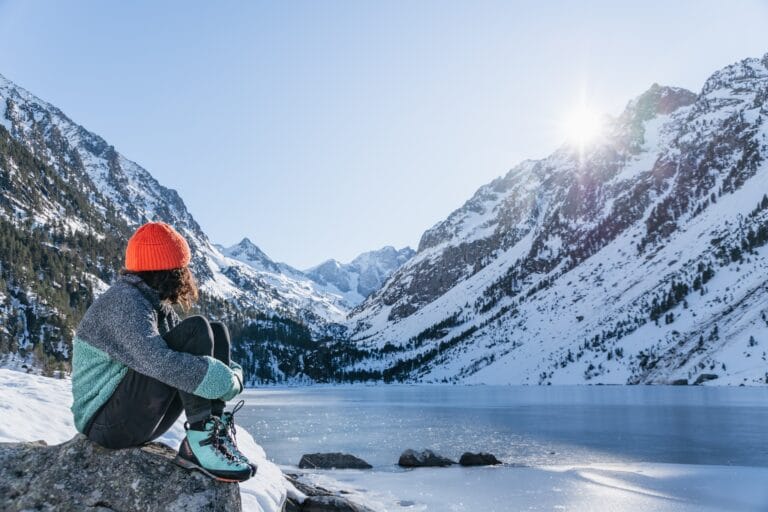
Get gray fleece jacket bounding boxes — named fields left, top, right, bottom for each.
left=70, top=273, right=242, bottom=433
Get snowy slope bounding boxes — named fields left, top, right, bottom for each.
left=0, top=369, right=290, bottom=512
left=346, top=54, right=768, bottom=385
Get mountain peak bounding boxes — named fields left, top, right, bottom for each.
left=620, top=83, right=697, bottom=124
left=226, top=238, right=269, bottom=259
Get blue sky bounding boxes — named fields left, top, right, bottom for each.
left=0, top=1, right=766, bottom=268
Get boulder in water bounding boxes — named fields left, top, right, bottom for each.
left=298, top=452, right=372, bottom=469
left=398, top=449, right=455, bottom=467
left=301, top=495, right=375, bottom=512
left=458, top=452, right=502, bottom=466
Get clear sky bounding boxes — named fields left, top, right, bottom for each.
left=0, top=1, right=766, bottom=268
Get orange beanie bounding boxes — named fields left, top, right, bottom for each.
left=125, top=222, right=191, bottom=272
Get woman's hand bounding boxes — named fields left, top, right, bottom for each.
left=220, top=361, right=244, bottom=401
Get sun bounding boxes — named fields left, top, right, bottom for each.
left=562, top=106, right=604, bottom=151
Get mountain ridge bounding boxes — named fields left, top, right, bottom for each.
left=343, top=54, right=768, bottom=385
left=221, top=237, right=414, bottom=307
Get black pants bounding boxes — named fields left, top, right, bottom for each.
left=85, top=316, right=231, bottom=449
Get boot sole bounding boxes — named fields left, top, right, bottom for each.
left=173, top=455, right=252, bottom=483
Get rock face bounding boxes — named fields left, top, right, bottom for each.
left=398, top=449, right=455, bottom=467
left=0, top=435, right=241, bottom=512
left=459, top=452, right=502, bottom=466
left=298, top=453, right=373, bottom=470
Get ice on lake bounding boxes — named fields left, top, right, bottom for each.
left=239, top=385, right=768, bottom=511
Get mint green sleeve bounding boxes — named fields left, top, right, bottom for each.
left=220, top=361, right=244, bottom=401
left=193, top=357, right=240, bottom=399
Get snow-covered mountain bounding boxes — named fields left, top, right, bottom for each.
left=222, top=238, right=298, bottom=276
left=4, top=53, right=768, bottom=386
left=221, top=237, right=413, bottom=308
left=0, top=71, right=349, bottom=372
left=345, top=54, right=768, bottom=386
left=305, top=246, right=415, bottom=305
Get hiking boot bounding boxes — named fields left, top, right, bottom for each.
left=221, top=400, right=257, bottom=476
left=175, top=416, right=253, bottom=482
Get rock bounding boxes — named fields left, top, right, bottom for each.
left=301, top=495, right=375, bottom=512
left=693, top=373, right=719, bottom=385
left=286, top=477, right=330, bottom=498
left=458, top=452, right=502, bottom=466
left=671, top=379, right=689, bottom=385
left=299, top=453, right=372, bottom=470
left=285, top=473, right=333, bottom=497
left=0, top=434, right=241, bottom=512
left=284, top=497, right=303, bottom=512
left=283, top=474, right=374, bottom=512
left=398, top=449, right=455, bottom=467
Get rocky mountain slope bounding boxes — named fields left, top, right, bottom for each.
left=345, top=54, right=768, bottom=386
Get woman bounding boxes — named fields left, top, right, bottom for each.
left=70, top=221, right=255, bottom=482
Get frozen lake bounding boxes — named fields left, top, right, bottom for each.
left=238, top=385, right=768, bottom=511
left=239, top=385, right=768, bottom=468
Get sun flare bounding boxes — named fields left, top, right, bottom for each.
left=562, top=107, right=604, bottom=150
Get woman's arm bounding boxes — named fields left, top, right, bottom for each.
left=76, top=284, right=239, bottom=400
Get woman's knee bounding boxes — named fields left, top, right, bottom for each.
left=169, top=315, right=214, bottom=355
left=210, top=321, right=230, bottom=343
left=209, top=321, right=231, bottom=364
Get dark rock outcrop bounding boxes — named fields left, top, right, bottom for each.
left=300, top=496, right=375, bottom=512
left=284, top=474, right=375, bottom=512
left=298, top=453, right=372, bottom=470
left=0, top=434, right=241, bottom=512
left=693, top=373, right=719, bottom=385
left=458, top=452, right=502, bottom=466
left=398, top=449, right=455, bottom=467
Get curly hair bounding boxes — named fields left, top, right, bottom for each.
left=121, top=266, right=199, bottom=310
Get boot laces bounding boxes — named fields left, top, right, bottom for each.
left=224, top=400, right=245, bottom=445
left=205, top=417, right=239, bottom=463
left=222, top=400, right=251, bottom=465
